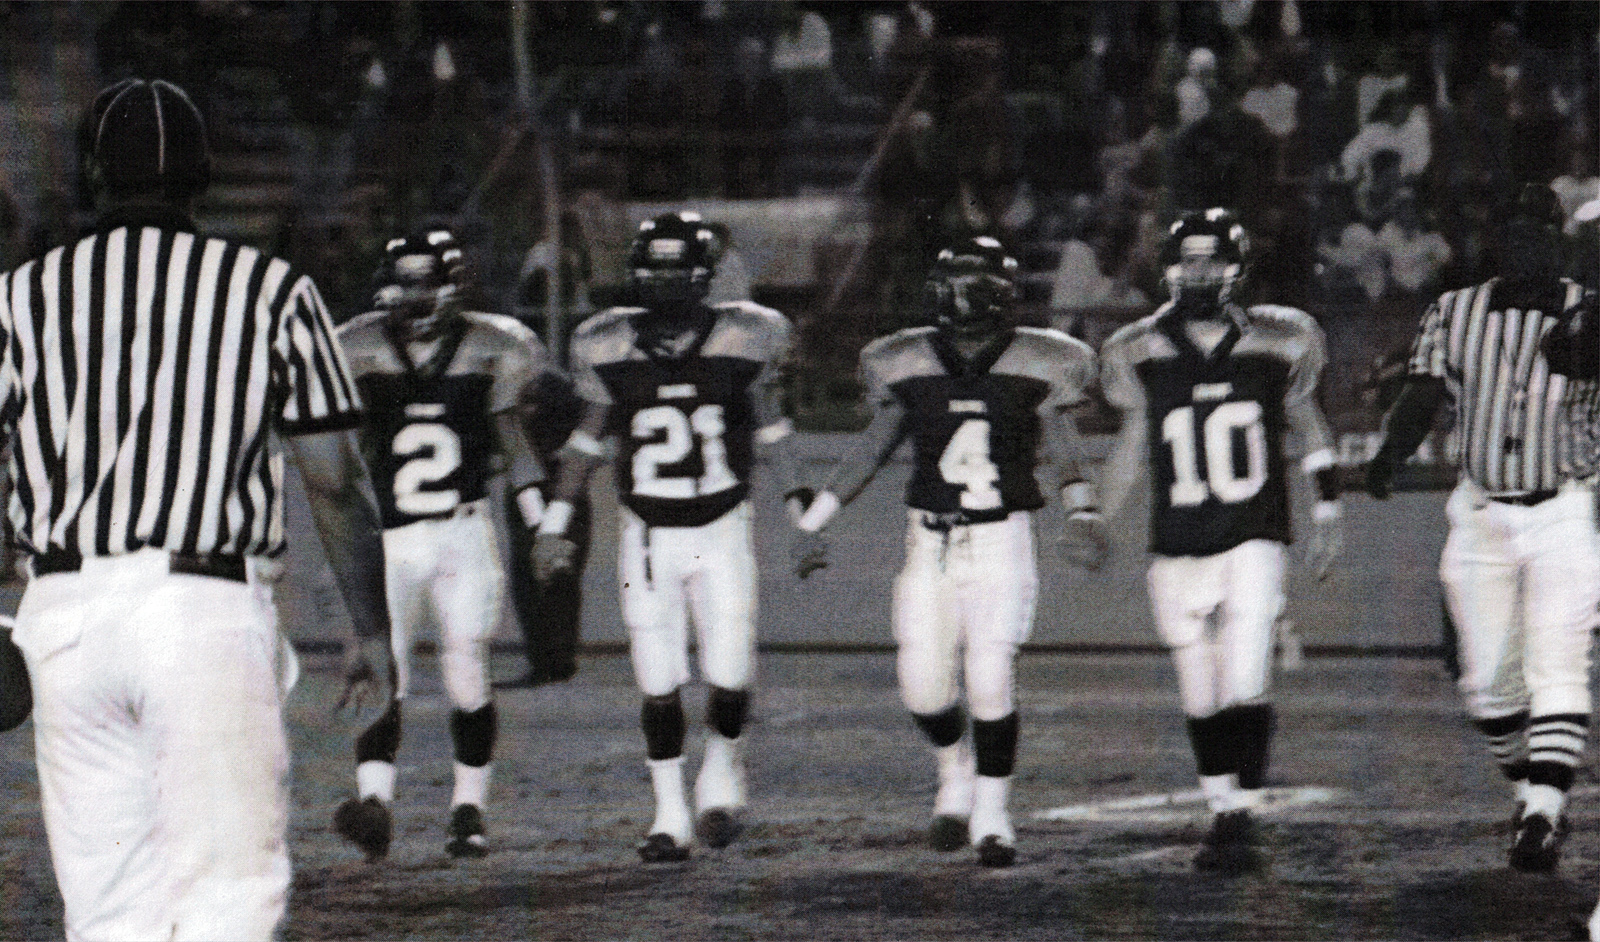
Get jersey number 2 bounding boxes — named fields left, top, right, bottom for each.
left=632, top=404, right=737, bottom=499
left=393, top=422, right=462, bottom=515
left=1162, top=401, right=1266, bottom=507
left=939, top=418, right=1002, bottom=510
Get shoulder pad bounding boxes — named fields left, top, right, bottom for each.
left=570, top=307, right=640, bottom=366
left=702, top=301, right=792, bottom=362
left=335, top=309, right=387, bottom=341
left=860, top=327, right=940, bottom=388
left=1102, top=311, right=1165, bottom=352
left=462, top=311, right=551, bottom=354
left=1014, top=325, right=1096, bottom=361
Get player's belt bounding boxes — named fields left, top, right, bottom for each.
left=1488, top=490, right=1559, bottom=506
left=916, top=508, right=1011, bottom=531
left=32, top=549, right=247, bottom=583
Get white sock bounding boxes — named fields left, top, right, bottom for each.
left=933, top=740, right=976, bottom=817
left=648, top=757, right=693, bottom=842
left=969, top=774, right=1014, bottom=846
left=1522, top=782, right=1565, bottom=820
left=357, top=761, right=396, bottom=803
left=1200, top=773, right=1247, bottom=814
left=696, top=733, right=746, bottom=812
left=452, top=762, right=492, bottom=810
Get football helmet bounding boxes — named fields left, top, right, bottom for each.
left=627, top=211, right=718, bottom=308
left=376, top=228, right=464, bottom=339
left=1161, top=208, right=1249, bottom=310
left=925, top=236, right=1019, bottom=339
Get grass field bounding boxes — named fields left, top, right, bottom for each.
left=1, top=437, right=1596, bottom=940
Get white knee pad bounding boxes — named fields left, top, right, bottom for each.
left=964, top=637, right=1017, bottom=722
left=440, top=634, right=491, bottom=712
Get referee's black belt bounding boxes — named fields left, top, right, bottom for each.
left=1488, top=490, right=1559, bottom=507
left=32, top=549, right=248, bottom=583
left=917, top=508, right=1012, bottom=531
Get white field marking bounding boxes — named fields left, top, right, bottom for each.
left=1033, top=785, right=1345, bottom=823
left=766, top=709, right=809, bottom=729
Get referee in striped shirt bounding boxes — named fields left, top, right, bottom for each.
left=0, top=79, right=393, bottom=940
left=1367, top=182, right=1600, bottom=875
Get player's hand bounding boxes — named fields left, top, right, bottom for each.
left=1308, top=502, right=1343, bottom=581
left=1363, top=457, right=1394, bottom=500
left=1057, top=511, right=1109, bottom=571
left=336, top=635, right=394, bottom=724
left=792, top=531, right=829, bottom=580
left=785, top=487, right=816, bottom=525
left=534, top=533, right=578, bottom=581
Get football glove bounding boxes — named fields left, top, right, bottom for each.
left=534, top=533, right=579, bottom=581
left=336, top=634, right=395, bottom=726
left=785, top=487, right=816, bottom=525
left=1057, top=511, right=1110, bottom=571
left=792, top=530, right=829, bottom=580
left=1308, top=501, right=1343, bottom=582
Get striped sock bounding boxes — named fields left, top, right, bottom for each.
left=1473, top=710, right=1530, bottom=781
left=1527, top=712, right=1589, bottom=791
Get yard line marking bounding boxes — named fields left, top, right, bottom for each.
left=1033, top=786, right=1345, bottom=822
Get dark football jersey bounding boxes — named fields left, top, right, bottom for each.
left=570, top=300, right=792, bottom=528
left=1102, top=303, right=1329, bottom=557
left=860, top=326, right=1096, bottom=519
left=338, top=310, right=549, bottom=529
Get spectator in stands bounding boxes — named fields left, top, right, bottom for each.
left=1552, top=139, right=1600, bottom=238
left=618, top=23, right=688, bottom=199
left=937, top=41, right=1018, bottom=238
left=1374, top=187, right=1453, bottom=304
left=281, top=7, right=372, bottom=227
left=515, top=209, right=594, bottom=358
left=1048, top=199, right=1150, bottom=331
left=720, top=36, right=788, bottom=199
left=1339, top=86, right=1432, bottom=192
left=1166, top=85, right=1275, bottom=218
left=771, top=6, right=836, bottom=125
left=1174, top=46, right=1221, bottom=130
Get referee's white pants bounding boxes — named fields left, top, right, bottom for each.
left=1441, top=478, right=1600, bottom=720
left=893, top=512, right=1037, bottom=721
left=619, top=503, right=757, bottom=696
left=12, top=550, right=291, bottom=942
left=383, top=502, right=504, bottom=711
left=1147, top=540, right=1287, bottom=718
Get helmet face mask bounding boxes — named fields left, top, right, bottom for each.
left=628, top=213, right=717, bottom=311
left=1162, top=209, right=1248, bottom=311
left=378, top=230, right=463, bottom=340
left=928, top=237, right=1018, bottom=340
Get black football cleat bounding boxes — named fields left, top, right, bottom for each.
left=638, top=832, right=692, bottom=863
left=695, top=809, right=742, bottom=849
left=1193, top=809, right=1264, bottom=875
left=1508, top=810, right=1567, bottom=873
left=334, top=796, right=392, bottom=862
left=975, top=835, right=1017, bottom=868
left=928, top=815, right=969, bottom=852
left=446, top=804, right=489, bottom=858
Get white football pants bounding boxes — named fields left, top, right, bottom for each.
left=619, top=503, right=757, bottom=696
left=1441, top=477, right=1600, bottom=719
left=1147, top=540, right=1287, bottom=717
left=894, top=511, right=1038, bottom=721
left=13, top=550, right=291, bottom=942
left=383, top=502, right=504, bottom=711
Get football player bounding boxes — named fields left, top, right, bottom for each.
left=1096, top=209, right=1342, bottom=874
left=533, top=211, right=801, bottom=861
left=332, top=229, right=553, bottom=859
left=793, top=236, right=1105, bottom=867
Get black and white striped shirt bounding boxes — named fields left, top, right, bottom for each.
left=0, top=212, right=363, bottom=558
left=1408, top=277, right=1597, bottom=493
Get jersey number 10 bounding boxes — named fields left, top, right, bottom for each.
left=633, top=403, right=738, bottom=499
left=1161, top=401, right=1267, bottom=507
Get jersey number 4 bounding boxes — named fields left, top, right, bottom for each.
left=393, top=421, right=462, bottom=515
left=939, top=418, right=1002, bottom=510
left=632, top=403, right=738, bottom=499
left=1161, top=401, right=1267, bottom=507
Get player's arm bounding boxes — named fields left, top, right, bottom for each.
left=287, top=427, right=394, bottom=712
left=1095, top=340, right=1148, bottom=531
left=1282, top=329, right=1343, bottom=580
left=793, top=393, right=909, bottom=533
left=1367, top=298, right=1451, bottom=499
left=1041, top=396, right=1110, bottom=570
left=1541, top=288, right=1599, bottom=380
left=533, top=399, right=610, bottom=579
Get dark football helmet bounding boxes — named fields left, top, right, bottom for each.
left=925, top=236, right=1019, bottom=339
left=1161, top=208, right=1249, bottom=310
left=627, top=211, right=718, bottom=308
left=376, top=228, right=464, bottom=339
